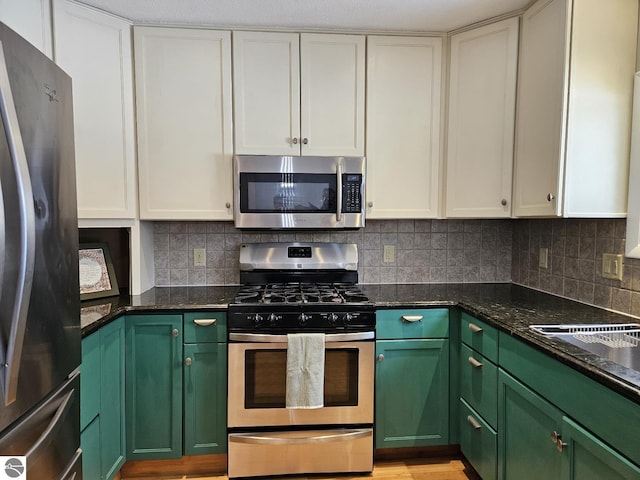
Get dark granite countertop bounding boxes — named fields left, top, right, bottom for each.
left=81, top=282, right=640, bottom=404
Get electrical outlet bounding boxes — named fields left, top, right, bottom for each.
left=602, top=253, right=623, bottom=281
left=383, top=245, right=395, bottom=263
left=539, top=248, right=549, bottom=269
left=193, top=248, right=206, bottom=267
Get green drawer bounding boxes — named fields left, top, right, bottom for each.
left=460, top=344, right=498, bottom=429
left=459, top=398, right=497, bottom=480
left=461, top=312, right=498, bottom=363
left=80, top=332, right=101, bottom=430
left=376, top=309, right=449, bottom=339
left=183, top=312, right=227, bottom=343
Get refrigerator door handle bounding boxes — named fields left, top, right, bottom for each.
left=25, top=389, right=74, bottom=459
left=0, top=41, right=37, bottom=406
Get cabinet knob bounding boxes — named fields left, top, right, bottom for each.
left=226, top=202, right=231, bottom=209
left=501, top=198, right=508, bottom=206
left=377, top=354, right=384, bottom=362
left=185, top=357, right=192, bottom=367
left=547, top=193, right=555, bottom=202
left=292, top=137, right=298, bottom=145
left=172, top=329, right=179, bottom=337
left=368, top=201, right=373, bottom=208
left=302, top=138, right=308, bottom=145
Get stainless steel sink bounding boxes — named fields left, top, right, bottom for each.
left=529, top=323, right=640, bottom=373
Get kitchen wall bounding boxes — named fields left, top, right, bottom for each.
left=153, top=217, right=640, bottom=318
left=152, top=219, right=513, bottom=286
left=512, top=218, right=640, bottom=317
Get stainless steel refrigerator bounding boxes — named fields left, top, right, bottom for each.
left=0, top=22, right=81, bottom=478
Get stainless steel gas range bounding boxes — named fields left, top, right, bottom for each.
left=227, top=243, right=375, bottom=478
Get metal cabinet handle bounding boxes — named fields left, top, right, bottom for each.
left=468, top=356, right=483, bottom=368
left=501, top=198, right=508, bottom=206
left=401, top=315, right=423, bottom=323
left=467, top=415, right=482, bottom=430
left=378, top=354, right=384, bottom=362
left=172, top=329, right=179, bottom=337
left=368, top=201, right=373, bottom=208
left=547, top=193, right=555, bottom=202
left=302, top=138, right=308, bottom=145
left=225, top=202, right=231, bottom=209
left=185, top=357, right=192, bottom=366
left=468, top=323, right=483, bottom=334
left=292, top=137, right=299, bottom=145
left=551, top=431, right=567, bottom=452
left=193, top=318, right=216, bottom=327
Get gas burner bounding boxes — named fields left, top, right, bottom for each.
left=231, top=282, right=370, bottom=305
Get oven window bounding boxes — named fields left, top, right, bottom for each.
left=245, top=348, right=359, bottom=408
left=239, top=173, right=337, bottom=213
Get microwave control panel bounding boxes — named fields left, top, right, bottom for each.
left=342, top=174, right=363, bottom=213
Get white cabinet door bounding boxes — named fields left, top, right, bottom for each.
left=446, top=18, right=518, bottom=218
left=514, top=0, right=637, bottom=217
left=0, top=0, right=52, bottom=57
left=366, top=36, right=442, bottom=219
left=53, top=0, right=137, bottom=220
left=135, top=27, right=233, bottom=220
left=626, top=73, right=640, bottom=259
left=233, top=31, right=300, bottom=155
left=233, top=31, right=365, bottom=156
left=300, top=33, right=365, bottom=156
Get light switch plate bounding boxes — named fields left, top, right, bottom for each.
left=539, top=248, right=549, bottom=269
left=193, top=248, right=206, bottom=267
left=383, top=245, right=395, bottom=263
left=602, top=253, right=623, bottom=281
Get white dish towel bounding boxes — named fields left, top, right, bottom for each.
left=286, top=333, right=325, bottom=409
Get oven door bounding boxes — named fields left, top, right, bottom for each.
left=227, top=333, right=374, bottom=428
left=233, top=155, right=365, bottom=229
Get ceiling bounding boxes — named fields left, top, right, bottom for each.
left=75, top=0, right=531, bottom=33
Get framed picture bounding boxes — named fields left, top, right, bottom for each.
left=79, top=243, right=120, bottom=300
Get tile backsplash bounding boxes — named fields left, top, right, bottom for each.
left=152, top=218, right=640, bottom=318
left=153, top=219, right=513, bottom=287
left=512, top=219, right=640, bottom=318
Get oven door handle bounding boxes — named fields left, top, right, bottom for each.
left=229, top=428, right=371, bottom=445
left=228, top=332, right=374, bottom=343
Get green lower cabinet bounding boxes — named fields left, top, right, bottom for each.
left=498, top=370, right=563, bottom=480
left=100, top=318, right=126, bottom=477
left=81, top=416, right=102, bottom=480
left=126, top=314, right=183, bottom=460
left=80, top=317, right=125, bottom=480
left=183, top=342, right=227, bottom=455
left=375, top=338, right=449, bottom=448
left=561, top=417, right=640, bottom=480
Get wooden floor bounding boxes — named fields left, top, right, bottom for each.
left=122, top=457, right=481, bottom=480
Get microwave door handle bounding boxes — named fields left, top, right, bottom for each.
left=336, top=163, right=342, bottom=223
left=0, top=41, right=36, bottom=406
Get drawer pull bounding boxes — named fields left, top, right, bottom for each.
left=468, top=323, right=483, bottom=333
left=467, top=415, right=482, bottom=430
left=401, top=315, right=423, bottom=323
left=193, top=318, right=217, bottom=327
left=468, top=356, right=483, bottom=368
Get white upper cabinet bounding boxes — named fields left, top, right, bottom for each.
left=626, top=73, right=640, bottom=259
left=446, top=18, right=519, bottom=218
left=513, top=0, right=638, bottom=217
left=0, top=0, right=53, bottom=57
left=134, top=26, right=233, bottom=220
left=53, top=0, right=137, bottom=220
left=366, top=36, right=443, bottom=219
left=233, top=31, right=365, bottom=156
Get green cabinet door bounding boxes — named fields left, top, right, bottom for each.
left=126, top=314, right=183, bottom=460
left=100, top=317, right=126, bottom=478
left=375, top=339, right=449, bottom=448
left=183, top=342, right=227, bottom=455
left=80, top=332, right=100, bottom=431
left=498, top=370, right=563, bottom=480
left=561, top=417, right=640, bottom=480
left=81, top=416, right=102, bottom=480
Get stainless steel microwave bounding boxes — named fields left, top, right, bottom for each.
left=233, top=155, right=366, bottom=229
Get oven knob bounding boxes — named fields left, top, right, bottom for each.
left=268, top=313, right=279, bottom=326
left=344, top=313, right=353, bottom=325
left=298, top=313, right=310, bottom=326
left=253, top=314, right=264, bottom=326
left=328, top=313, right=339, bottom=325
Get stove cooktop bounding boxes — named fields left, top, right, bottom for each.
left=232, top=282, right=370, bottom=305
